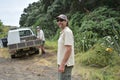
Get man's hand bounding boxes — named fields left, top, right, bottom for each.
left=58, top=65, right=65, bottom=73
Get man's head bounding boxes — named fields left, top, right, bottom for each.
left=36, top=26, right=40, bottom=29
left=56, top=14, right=68, bottom=29
left=36, top=26, right=41, bottom=31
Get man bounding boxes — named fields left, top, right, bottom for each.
left=36, top=26, right=46, bottom=55
left=56, top=14, right=75, bottom=80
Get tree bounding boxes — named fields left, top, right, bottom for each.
left=0, top=20, right=3, bottom=32
left=19, top=0, right=120, bottom=40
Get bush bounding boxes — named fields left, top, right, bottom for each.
left=70, top=6, right=120, bottom=53
left=77, top=44, right=119, bottom=67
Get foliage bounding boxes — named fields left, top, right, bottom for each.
left=0, top=20, right=9, bottom=38
left=102, top=20, right=120, bottom=54
left=19, top=0, right=120, bottom=40
left=69, top=6, right=120, bottom=53
left=0, top=20, right=3, bottom=32
left=45, top=40, right=57, bottom=53
left=76, top=44, right=119, bottom=67
left=75, top=60, right=120, bottom=80
left=0, top=27, right=9, bottom=38
left=19, top=1, right=42, bottom=27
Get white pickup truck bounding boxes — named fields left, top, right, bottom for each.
left=7, top=28, right=41, bottom=58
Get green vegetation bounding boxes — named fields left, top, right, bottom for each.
left=70, top=6, right=120, bottom=53
left=45, top=40, right=57, bottom=53
left=19, top=0, right=120, bottom=39
left=0, top=20, right=3, bottom=33
left=73, top=64, right=120, bottom=80
left=0, top=20, right=9, bottom=38
left=76, top=44, right=119, bottom=67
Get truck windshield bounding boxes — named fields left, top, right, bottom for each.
left=19, top=30, right=32, bottom=37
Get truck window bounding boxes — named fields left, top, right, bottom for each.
left=19, top=30, right=32, bottom=37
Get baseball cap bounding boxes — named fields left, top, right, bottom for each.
left=36, top=26, right=40, bottom=29
left=56, top=14, right=68, bottom=21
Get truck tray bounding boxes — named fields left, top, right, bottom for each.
left=8, top=39, right=41, bottom=50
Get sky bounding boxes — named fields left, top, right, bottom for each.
left=0, top=0, right=39, bottom=27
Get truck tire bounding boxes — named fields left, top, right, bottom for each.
left=11, top=55, right=15, bottom=58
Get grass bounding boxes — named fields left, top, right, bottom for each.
left=0, top=48, right=10, bottom=58
left=45, top=40, right=57, bottom=53
left=74, top=52, right=120, bottom=80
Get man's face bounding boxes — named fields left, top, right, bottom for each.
left=57, top=18, right=67, bottom=29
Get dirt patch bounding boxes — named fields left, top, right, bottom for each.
left=0, top=48, right=10, bottom=58
left=0, top=48, right=81, bottom=80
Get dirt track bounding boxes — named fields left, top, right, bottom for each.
left=0, top=49, right=81, bottom=80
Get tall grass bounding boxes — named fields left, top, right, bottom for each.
left=45, top=40, right=57, bottom=53
left=0, top=48, right=10, bottom=58
left=75, top=44, right=120, bottom=80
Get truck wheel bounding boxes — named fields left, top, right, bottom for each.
left=11, top=55, right=15, bottom=58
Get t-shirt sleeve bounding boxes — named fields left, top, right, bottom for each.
left=64, top=31, right=73, bottom=45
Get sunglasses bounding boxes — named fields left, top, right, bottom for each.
left=57, top=19, right=65, bottom=22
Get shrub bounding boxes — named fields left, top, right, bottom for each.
left=77, top=44, right=119, bottom=67
left=70, top=6, right=120, bottom=53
